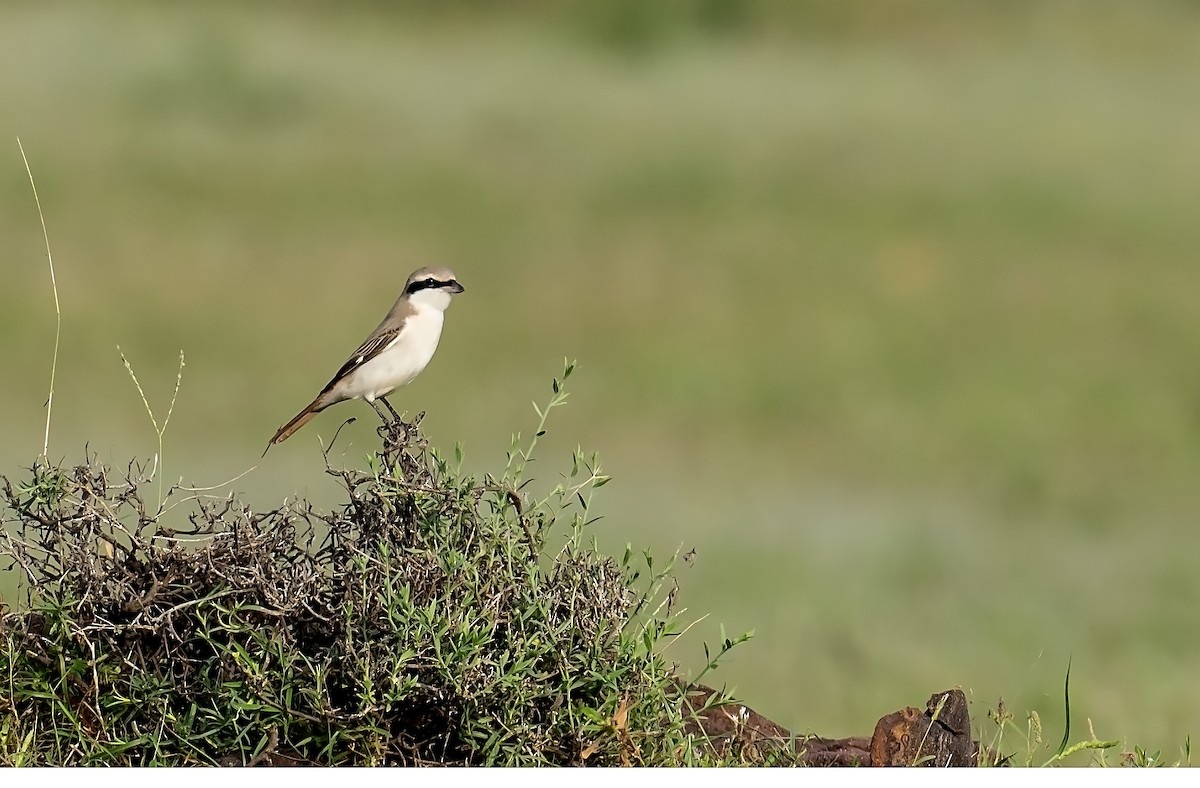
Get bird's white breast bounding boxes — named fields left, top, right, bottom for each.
left=339, top=305, right=445, bottom=402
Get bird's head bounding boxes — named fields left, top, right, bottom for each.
left=403, top=266, right=465, bottom=311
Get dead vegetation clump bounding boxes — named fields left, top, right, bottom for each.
left=0, top=373, right=738, bottom=766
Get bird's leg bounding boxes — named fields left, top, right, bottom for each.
left=368, top=398, right=390, bottom=423
left=380, top=396, right=402, bottom=421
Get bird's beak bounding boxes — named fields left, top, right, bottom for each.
left=449, top=281, right=465, bottom=294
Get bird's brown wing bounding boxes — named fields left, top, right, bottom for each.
left=321, top=325, right=403, bottom=394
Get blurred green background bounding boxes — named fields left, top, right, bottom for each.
left=3, top=0, right=1199, bottom=755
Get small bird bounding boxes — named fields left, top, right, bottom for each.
left=266, top=265, right=465, bottom=449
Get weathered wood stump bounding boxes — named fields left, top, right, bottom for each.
left=869, top=689, right=978, bottom=766
left=684, top=685, right=979, bottom=766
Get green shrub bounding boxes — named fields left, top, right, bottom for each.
left=0, top=365, right=740, bottom=766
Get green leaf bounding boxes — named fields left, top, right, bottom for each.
left=1057, top=656, right=1072, bottom=757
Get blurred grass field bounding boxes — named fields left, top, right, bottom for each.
left=3, top=1, right=1200, bottom=757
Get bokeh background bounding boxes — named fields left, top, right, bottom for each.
left=3, top=0, right=1199, bottom=755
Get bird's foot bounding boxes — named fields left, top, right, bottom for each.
left=375, top=410, right=427, bottom=472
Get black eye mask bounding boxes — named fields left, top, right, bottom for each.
left=406, top=278, right=445, bottom=295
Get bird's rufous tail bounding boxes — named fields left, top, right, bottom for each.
left=263, top=400, right=322, bottom=455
